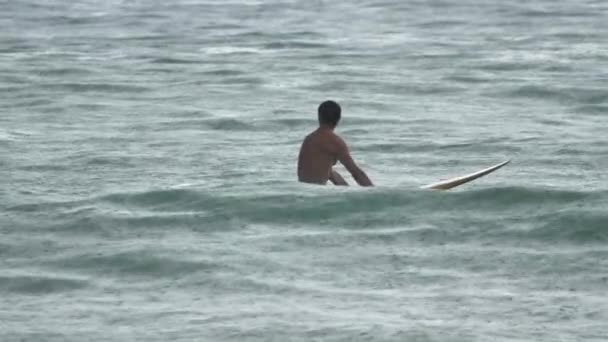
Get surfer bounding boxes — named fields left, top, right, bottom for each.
left=297, top=100, right=374, bottom=186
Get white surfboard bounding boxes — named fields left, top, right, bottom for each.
left=421, top=160, right=510, bottom=190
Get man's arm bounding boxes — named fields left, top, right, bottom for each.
left=329, top=169, right=348, bottom=186
left=335, top=137, right=373, bottom=187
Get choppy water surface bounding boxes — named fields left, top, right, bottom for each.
left=2, top=0, right=607, bottom=341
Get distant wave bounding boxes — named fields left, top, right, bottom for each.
left=151, top=57, right=201, bottom=64
left=576, top=104, right=608, bottom=115
left=263, top=41, right=329, bottom=50
left=48, top=250, right=220, bottom=278
left=11, top=186, right=604, bottom=213
left=203, top=118, right=256, bottom=131
left=9, top=186, right=604, bottom=244
left=518, top=8, right=599, bottom=19
left=146, top=117, right=257, bottom=131
left=0, top=274, right=88, bottom=294
left=495, top=85, right=608, bottom=105
left=200, top=69, right=246, bottom=77
left=32, top=67, right=93, bottom=76
left=45, top=82, right=151, bottom=93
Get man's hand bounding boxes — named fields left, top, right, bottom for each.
left=329, top=169, right=348, bottom=186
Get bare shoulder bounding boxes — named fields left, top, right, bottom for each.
left=301, top=131, right=316, bottom=145
left=329, top=132, right=349, bottom=152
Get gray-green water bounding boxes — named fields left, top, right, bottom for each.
left=2, top=0, right=608, bottom=341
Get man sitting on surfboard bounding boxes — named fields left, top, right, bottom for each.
left=297, top=100, right=374, bottom=186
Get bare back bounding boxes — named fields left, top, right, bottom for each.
left=297, top=128, right=373, bottom=186
left=297, top=129, right=339, bottom=184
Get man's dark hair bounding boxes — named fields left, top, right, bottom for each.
left=318, top=100, right=341, bottom=127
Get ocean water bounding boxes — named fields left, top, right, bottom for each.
left=2, top=0, right=608, bottom=341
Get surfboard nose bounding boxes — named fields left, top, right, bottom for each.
left=421, top=160, right=511, bottom=190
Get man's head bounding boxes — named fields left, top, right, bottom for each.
left=318, top=100, right=341, bottom=128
